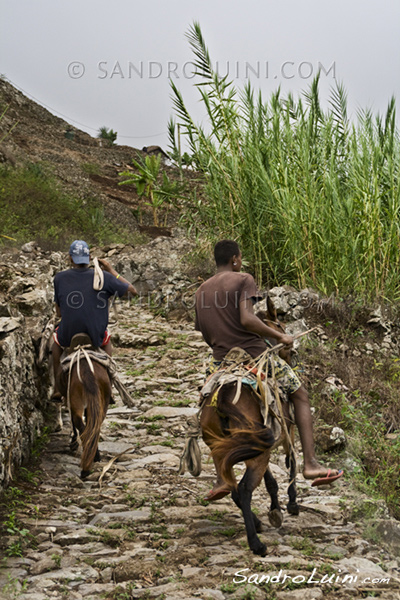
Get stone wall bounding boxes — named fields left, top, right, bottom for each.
left=0, top=315, right=49, bottom=487
left=0, top=246, right=56, bottom=489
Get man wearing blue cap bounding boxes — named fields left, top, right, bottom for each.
left=51, top=240, right=137, bottom=402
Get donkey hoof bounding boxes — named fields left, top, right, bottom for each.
left=287, top=502, right=300, bottom=516
left=80, top=470, right=91, bottom=479
left=254, top=519, right=263, bottom=534
left=268, top=508, right=283, bottom=528
left=252, top=541, right=267, bottom=556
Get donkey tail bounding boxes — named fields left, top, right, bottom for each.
left=211, top=426, right=275, bottom=488
left=79, top=363, right=107, bottom=474
left=210, top=385, right=275, bottom=488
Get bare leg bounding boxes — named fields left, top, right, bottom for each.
left=102, top=340, right=112, bottom=356
left=51, top=342, right=63, bottom=401
left=290, top=385, right=340, bottom=479
left=204, top=455, right=231, bottom=501
left=102, top=339, right=114, bottom=404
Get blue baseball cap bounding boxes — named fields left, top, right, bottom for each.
left=69, top=240, right=90, bottom=264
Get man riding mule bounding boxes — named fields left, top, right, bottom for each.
left=195, top=239, right=343, bottom=501
left=51, top=240, right=137, bottom=402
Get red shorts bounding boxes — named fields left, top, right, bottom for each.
left=53, top=327, right=111, bottom=349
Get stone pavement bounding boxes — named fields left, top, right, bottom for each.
left=1, top=302, right=399, bottom=600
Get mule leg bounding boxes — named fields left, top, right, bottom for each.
left=285, top=449, right=299, bottom=516
left=70, top=411, right=85, bottom=452
left=70, top=427, right=78, bottom=452
left=231, top=489, right=263, bottom=534
left=232, top=455, right=269, bottom=556
left=54, top=405, right=63, bottom=433
left=264, top=469, right=283, bottom=528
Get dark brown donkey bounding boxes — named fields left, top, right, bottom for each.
left=57, top=336, right=111, bottom=479
left=200, top=298, right=299, bottom=556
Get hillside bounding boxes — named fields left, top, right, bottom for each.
left=0, top=78, right=196, bottom=243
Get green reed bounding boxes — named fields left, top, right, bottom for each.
left=169, top=22, right=400, bottom=301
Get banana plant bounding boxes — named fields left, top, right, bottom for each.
left=119, top=154, right=186, bottom=227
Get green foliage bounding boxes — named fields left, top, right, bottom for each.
left=2, top=511, right=31, bottom=557
left=2, top=575, right=28, bottom=600
left=109, top=583, right=137, bottom=600
left=81, top=162, right=101, bottom=175
left=171, top=22, right=400, bottom=301
left=31, top=427, right=50, bottom=459
left=289, top=535, right=316, bottom=556
left=119, top=154, right=186, bottom=226
left=0, top=163, right=130, bottom=248
left=51, top=553, right=62, bottom=568
left=97, top=126, right=117, bottom=145
left=340, top=393, right=400, bottom=518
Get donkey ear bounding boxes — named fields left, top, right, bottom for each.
left=267, top=295, right=278, bottom=320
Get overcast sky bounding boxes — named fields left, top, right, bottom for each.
left=1, top=0, right=399, bottom=150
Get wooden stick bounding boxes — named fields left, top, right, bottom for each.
left=264, top=326, right=319, bottom=355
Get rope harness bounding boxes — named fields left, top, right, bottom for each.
left=60, top=345, right=135, bottom=409
left=64, top=344, right=95, bottom=421
left=179, top=328, right=316, bottom=478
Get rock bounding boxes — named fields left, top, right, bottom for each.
left=142, top=406, right=198, bottom=419
left=14, top=289, right=48, bottom=314
left=198, top=590, right=225, bottom=600
left=30, top=557, right=57, bottom=576
left=0, top=309, right=49, bottom=488
left=0, top=316, right=20, bottom=334
left=315, top=426, right=346, bottom=452
left=276, top=590, right=323, bottom=600
left=88, top=509, right=151, bottom=526
left=21, top=242, right=37, bottom=253
left=98, top=441, right=136, bottom=455
left=27, top=564, right=98, bottom=583
left=337, top=556, right=386, bottom=579
left=52, top=530, right=97, bottom=546
left=19, top=594, right=49, bottom=600
left=367, top=306, right=391, bottom=334
left=375, top=519, right=400, bottom=554
left=181, top=566, right=204, bottom=577
left=128, top=453, right=180, bottom=468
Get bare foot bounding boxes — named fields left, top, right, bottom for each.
left=303, top=459, right=341, bottom=480
left=204, top=481, right=231, bottom=502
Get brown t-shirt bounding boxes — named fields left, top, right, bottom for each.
left=195, top=271, right=267, bottom=360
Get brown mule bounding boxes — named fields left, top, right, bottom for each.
left=57, top=334, right=111, bottom=479
left=199, top=299, right=299, bottom=556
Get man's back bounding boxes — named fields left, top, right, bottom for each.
left=54, top=267, right=128, bottom=347
left=195, top=271, right=266, bottom=360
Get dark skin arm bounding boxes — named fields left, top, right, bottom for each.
left=240, top=297, right=294, bottom=347
left=97, top=258, right=138, bottom=296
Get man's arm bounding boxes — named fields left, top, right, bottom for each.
left=55, top=303, right=61, bottom=318
left=98, top=258, right=137, bottom=296
left=240, top=298, right=294, bottom=347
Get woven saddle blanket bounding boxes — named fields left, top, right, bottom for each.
left=200, top=347, right=294, bottom=441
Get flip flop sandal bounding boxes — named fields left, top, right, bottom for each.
left=203, top=488, right=231, bottom=502
left=311, top=469, right=344, bottom=487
